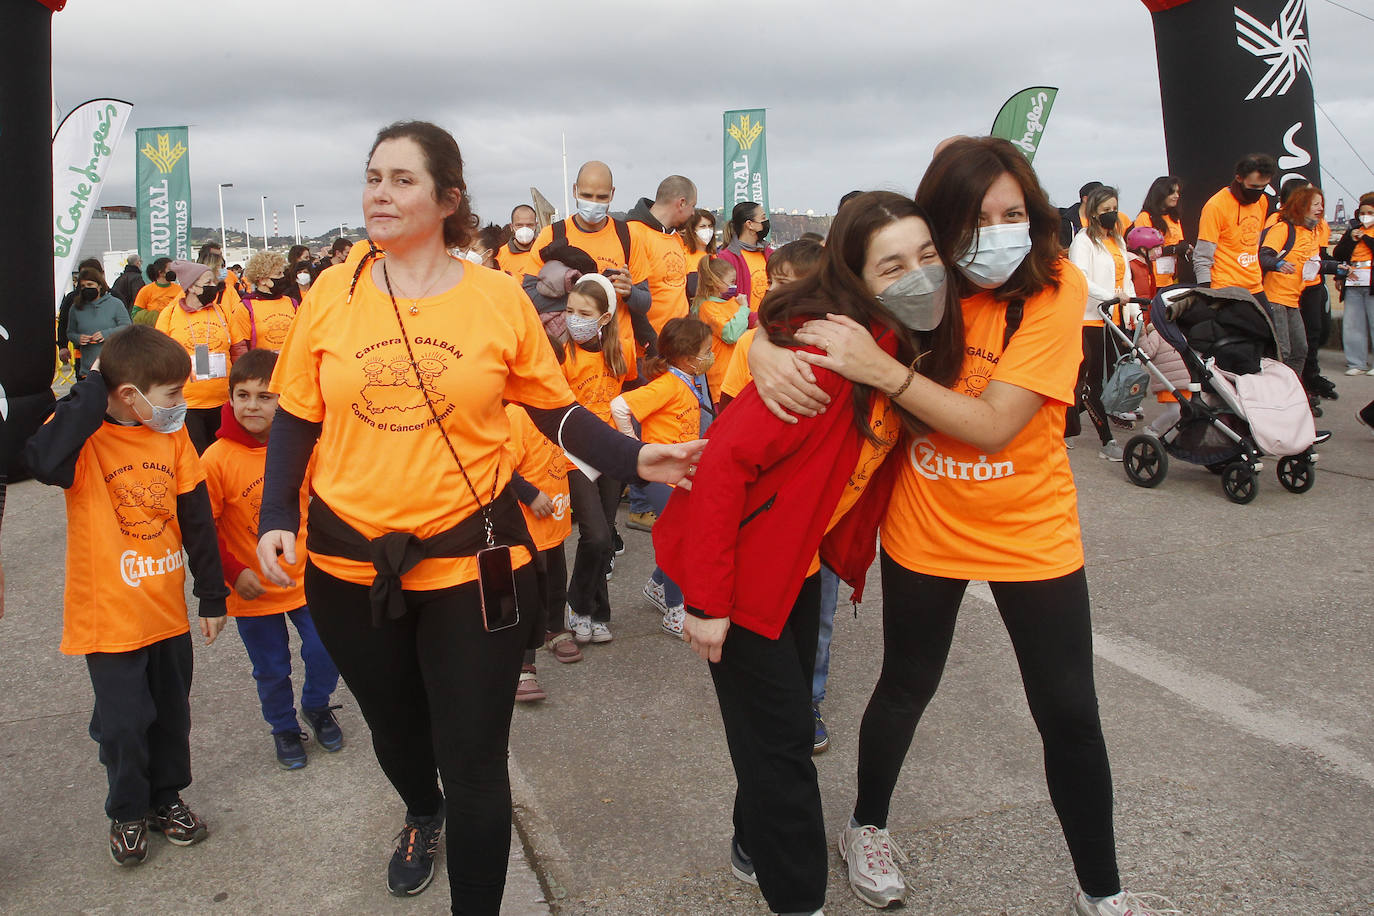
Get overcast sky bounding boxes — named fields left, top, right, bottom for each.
left=52, top=0, right=1374, bottom=240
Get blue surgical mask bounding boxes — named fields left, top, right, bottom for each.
left=575, top=197, right=610, bottom=224
left=134, top=387, right=188, bottom=434
left=566, top=312, right=604, bottom=343
left=955, top=222, right=1033, bottom=289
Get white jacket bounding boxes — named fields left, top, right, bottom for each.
left=1068, top=230, right=1136, bottom=323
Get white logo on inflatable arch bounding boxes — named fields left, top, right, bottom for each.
left=1235, top=0, right=1313, bottom=100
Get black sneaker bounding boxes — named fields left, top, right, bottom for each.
left=274, top=730, right=309, bottom=770
left=612, top=528, right=626, bottom=557
left=388, top=809, right=444, bottom=897
left=813, top=705, right=830, bottom=755
left=149, top=798, right=208, bottom=846
left=109, top=818, right=148, bottom=866
left=1310, top=375, right=1339, bottom=400
left=1313, top=430, right=1332, bottom=445
left=729, top=835, right=758, bottom=886
left=302, top=705, right=344, bottom=752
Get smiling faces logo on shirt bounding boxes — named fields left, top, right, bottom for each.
left=109, top=466, right=176, bottom=539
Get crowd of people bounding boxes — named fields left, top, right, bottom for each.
left=4, top=119, right=1373, bottom=916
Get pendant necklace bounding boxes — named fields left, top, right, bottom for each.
left=385, top=261, right=450, bottom=315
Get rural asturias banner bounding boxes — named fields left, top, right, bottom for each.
left=135, top=126, right=192, bottom=270
left=723, top=109, right=769, bottom=216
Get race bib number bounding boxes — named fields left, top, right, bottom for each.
left=194, top=346, right=227, bottom=380
left=1301, top=257, right=1320, bottom=283
left=1155, top=255, right=1176, bottom=276
left=1350, top=263, right=1372, bottom=287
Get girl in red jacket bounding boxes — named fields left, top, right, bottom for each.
left=654, top=191, right=964, bottom=916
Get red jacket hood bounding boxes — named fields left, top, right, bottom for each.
left=216, top=401, right=267, bottom=449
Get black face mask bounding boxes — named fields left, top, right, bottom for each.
left=1231, top=180, right=1266, bottom=205
left=755, top=218, right=771, bottom=241
left=266, top=276, right=290, bottom=298
left=1097, top=210, right=1120, bottom=231
left=79, top=286, right=100, bottom=302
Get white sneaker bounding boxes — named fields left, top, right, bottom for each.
left=1345, top=367, right=1367, bottom=376
left=589, top=621, right=613, bottom=644
left=1098, top=440, right=1124, bottom=461
left=838, top=822, right=906, bottom=908
left=1071, top=887, right=1180, bottom=915
left=661, top=605, right=686, bottom=636
left=566, top=609, right=593, bottom=644
left=643, top=579, right=669, bottom=614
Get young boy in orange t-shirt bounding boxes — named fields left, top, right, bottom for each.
left=201, top=349, right=342, bottom=770
left=23, top=324, right=230, bottom=867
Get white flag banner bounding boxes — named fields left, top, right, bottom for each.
left=52, top=98, right=134, bottom=312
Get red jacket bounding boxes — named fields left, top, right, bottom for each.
left=654, top=337, right=899, bottom=640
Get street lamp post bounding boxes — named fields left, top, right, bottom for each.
left=298, top=219, right=307, bottom=246
left=260, top=196, right=269, bottom=249
left=245, top=217, right=255, bottom=253
left=293, top=203, right=305, bottom=246
left=217, top=182, right=234, bottom=254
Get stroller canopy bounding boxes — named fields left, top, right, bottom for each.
left=1155, top=286, right=1279, bottom=375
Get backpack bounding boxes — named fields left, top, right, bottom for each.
left=1101, top=328, right=1151, bottom=416
left=551, top=217, right=632, bottom=268
left=1259, top=221, right=1297, bottom=274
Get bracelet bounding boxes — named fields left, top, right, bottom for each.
left=888, top=366, right=917, bottom=399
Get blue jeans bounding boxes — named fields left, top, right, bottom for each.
left=1343, top=285, right=1374, bottom=371
left=643, top=482, right=682, bottom=607
left=235, top=606, right=340, bottom=735
left=813, top=565, right=839, bottom=705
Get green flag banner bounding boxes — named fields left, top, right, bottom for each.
left=990, top=87, right=1059, bottom=163
left=135, top=126, right=191, bottom=268
left=723, top=109, right=769, bottom=215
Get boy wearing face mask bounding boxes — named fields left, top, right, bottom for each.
left=24, top=324, right=230, bottom=869
left=497, top=204, right=542, bottom=279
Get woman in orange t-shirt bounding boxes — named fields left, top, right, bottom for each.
left=1135, top=175, right=1188, bottom=287
left=748, top=138, right=1150, bottom=913
left=238, top=250, right=300, bottom=352
left=718, top=201, right=774, bottom=309
left=254, top=120, right=701, bottom=913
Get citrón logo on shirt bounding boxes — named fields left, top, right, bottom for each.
left=139, top=132, right=188, bottom=174
left=727, top=114, right=764, bottom=152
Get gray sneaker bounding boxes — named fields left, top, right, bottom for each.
left=1098, top=440, right=1124, bottom=461
left=838, top=822, right=906, bottom=908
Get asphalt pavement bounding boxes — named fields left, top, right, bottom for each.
left=1, top=351, right=1371, bottom=915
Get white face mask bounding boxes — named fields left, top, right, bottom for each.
left=565, top=312, right=603, bottom=343
left=134, top=387, right=188, bottom=434
left=1360, top=213, right=1374, bottom=228
left=575, top=197, right=610, bottom=223
left=513, top=226, right=536, bottom=245
left=464, top=249, right=486, bottom=265
left=955, top=222, right=1033, bottom=289
left=296, top=272, right=311, bottom=286
left=696, top=227, right=714, bottom=245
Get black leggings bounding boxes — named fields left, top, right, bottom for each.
left=305, top=561, right=537, bottom=914
left=524, top=542, right=568, bottom=666
left=566, top=470, right=619, bottom=622
left=1075, top=325, right=1112, bottom=445
left=854, top=554, right=1119, bottom=898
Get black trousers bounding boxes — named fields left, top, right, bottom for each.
left=854, top=554, right=1120, bottom=898
left=305, top=561, right=537, bottom=915
left=184, top=405, right=222, bottom=455
left=85, top=632, right=194, bottom=822
left=708, top=575, right=825, bottom=914
left=1074, top=325, right=1112, bottom=445
left=566, top=470, right=619, bottom=622
left=1299, top=282, right=1330, bottom=383
left=525, top=542, right=569, bottom=665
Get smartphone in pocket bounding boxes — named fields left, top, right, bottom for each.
left=477, top=545, right=520, bottom=633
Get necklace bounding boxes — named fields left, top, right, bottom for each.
left=384, top=259, right=453, bottom=314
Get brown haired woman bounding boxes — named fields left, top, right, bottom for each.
left=655, top=191, right=960, bottom=916
left=65, top=266, right=130, bottom=378
left=256, top=120, right=702, bottom=913
left=749, top=138, right=1162, bottom=915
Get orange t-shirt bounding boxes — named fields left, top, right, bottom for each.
left=202, top=436, right=309, bottom=617
left=59, top=421, right=204, bottom=654
left=504, top=404, right=572, bottom=552
left=1260, top=221, right=1322, bottom=308
left=881, top=262, right=1087, bottom=581
left=696, top=296, right=748, bottom=401
left=496, top=243, right=541, bottom=280
left=620, top=370, right=701, bottom=447
left=270, top=260, right=574, bottom=590
left=240, top=295, right=299, bottom=351
left=156, top=299, right=252, bottom=408
left=133, top=281, right=183, bottom=315
left=530, top=218, right=646, bottom=375
left=1133, top=212, right=1183, bottom=286
left=741, top=248, right=769, bottom=308
left=720, top=326, right=758, bottom=399
left=1197, top=187, right=1267, bottom=293
left=807, top=394, right=900, bottom=577
left=1306, top=219, right=1331, bottom=289
left=559, top=340, right=630, bottom=427
left=628, top=221, right=689, bottom=333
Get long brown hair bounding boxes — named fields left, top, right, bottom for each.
left=759, top=190, right=964, bottom=441
left=916, top=136, right=1063, bottom=302
left=563, top=278, right=627, bottom=378
left=368, top=120, right=481, bottom=249
left=683, top=208, right=717, bottom=255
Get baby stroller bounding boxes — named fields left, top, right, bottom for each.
left=1101, top=286, right=1318, bottom=504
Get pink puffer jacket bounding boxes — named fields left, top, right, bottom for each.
left=1139, top=325, right=1190, bottom=393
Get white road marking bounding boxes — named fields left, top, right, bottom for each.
left=964, top=581, right=1374, bottom=789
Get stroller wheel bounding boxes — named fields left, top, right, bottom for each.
left=1123, top=434, right=1168, bottom=488
left=1221, top=462, right=1259, bottom=504
left=1276, top=455, right=1316, bottom=494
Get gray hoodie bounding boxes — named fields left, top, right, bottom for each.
left=66, top=292, right=131, bottom=370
